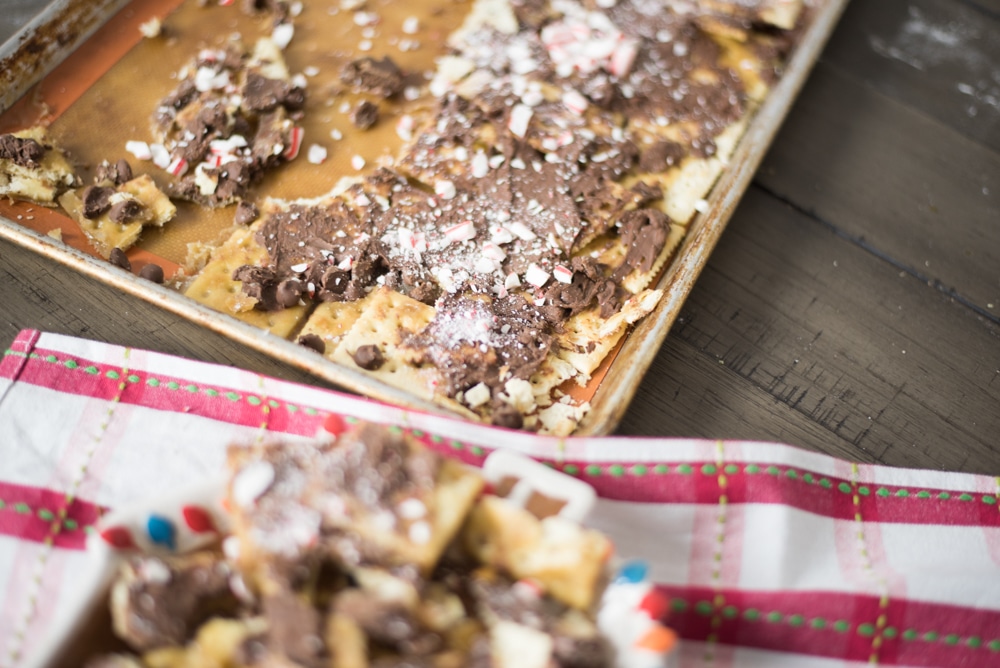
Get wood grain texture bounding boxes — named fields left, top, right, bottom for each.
left=822, top=0, right=1000, bottom=152
left=1, top=0, right=998, bottom=475
left=758, top=63, right=1000, bottom=317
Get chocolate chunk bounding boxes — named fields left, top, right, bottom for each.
left=275, top=279, right=304, bottom=308
left=234, top=200, right=259, bottom=225
left=340, top=56, right=404, bottom=98
left=108, top=198, right=144, bottom=224
left=139, top=263, right=165, bottom=283
left=352, top=344, right=384, bottom=370
left=349, top=100, right=379, bottom=130
left=638, top=140, right=687, bottom=173
left=96, top=159, right=133, bottom=185
left=81, top=185, right=115, bottom=219
left=242, top=72, right=293, bottom=113
left=297, top=333, right=325, bottom=354
left=283, top=85, right=307, bottom=112
left=0, top=134, right=45, bottom=168
left=109, top=248, right=132, bottom=272
left=612, top=208, right=672, bottom=282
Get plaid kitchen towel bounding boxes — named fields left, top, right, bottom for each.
left=1, top=329, right=998, bottom=667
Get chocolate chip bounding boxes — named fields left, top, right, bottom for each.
left=96, top=159, right=133, bottom=185
left=352, top=344, right=384, bottom=370
left=275, top=279, right=304, bottom=308
left=297, top=333, right=326, bottom=354
left=139, top=263, right=165, bottom=283
left=108, top=248, right=132, bottom=271
left=109, top=198, right=144, bottom=224
left=234, top=200, right=259, bottom=225
left=81, top=185, right=114, bottom=219
left=350, top=100, right=379, bottom=130
left=115, top=159, right=134, bottom=184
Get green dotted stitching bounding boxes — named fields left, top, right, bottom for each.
left=0, top=499, right=88, bottom=532
left=669, top=599, right=999, bottom=651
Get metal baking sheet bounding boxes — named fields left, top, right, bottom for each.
left=0, top=0, right=850, bottom=435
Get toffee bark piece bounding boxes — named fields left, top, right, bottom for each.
left=225, top=422, right=484, bottom=581
left=58, top=175, right=176, bottom=259
left=463, top=494, right=612, bottom=610
left=0, top=127, right=78, bottom=205
left=153, top=37, right=304, bottom=208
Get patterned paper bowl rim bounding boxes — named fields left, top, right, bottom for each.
left=27, top=452, right=678, bottom=668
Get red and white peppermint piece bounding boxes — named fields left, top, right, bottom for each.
left=290, top=262, right=309, bottom=273
left=553, top=264, right=574, bottom=284
left=609, top=39, right=638, bottom=78
left=398, top=228, right=427, bottom=255
left=434, top=179, right=457, bottom=200
left=396, top=114, right=414, bottom=141
left=150, top=143, right=171, bottom=169
left=482, top=242, right=507, bottom=262
left=351, top=154, right=366, bottom=170
left=218, top=0, right=234, bottom=6
left=166, top=156, right=188, bottom=177
left=283, top=127, right=304, bottom=160
left=444, top=220, right=476, bottom=244
left=194, top=66, right=230, bottom=92
left=508, top=104, right=534, bottom=138
left=562, top=89, right=589, bottom=115
left=474, top=256, right=498, bottom=274
left=525, top=263, right=550, bottom=288
left=471, top=151, right=489, bottom=178
left=125, top=140, right=152, bottom=161
left=338, top=256, right=354, bottom=271
left=490, top=225, right=514, bottom=244
left=504, top=272, right=522, bottom=290
left=509, top=221, right=537, bottom=241
left=307, top=144, right=328, bottom=165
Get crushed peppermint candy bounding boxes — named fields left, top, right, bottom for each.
left=272, top=22, right=295, bottom=49
left=307, top=144, right=328, bottom=164
left=283, top=127, right=304, bottom=160
left=508, top=104, right=534, bottom=138
left=553, top=264, right=574, bottom=284
left=434, top=179, right=457, bottom=200
left=444, top=220, right=476, bottom=244
left=525, top=263, right=551, bottom=288
left=351, top=154, right=366, bottom=170
left=125, top=140, right=152, bottom=161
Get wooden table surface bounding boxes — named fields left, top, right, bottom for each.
left=2, top=0, right=997, bottom=474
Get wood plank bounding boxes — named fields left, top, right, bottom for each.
left=618, top=187, right=1000, bottom=475
left=821, top=0, right=1000, bottom=152
left=757, top=62, right=1000, bottom=317
left=0, top=235, right=339, bottom=391
left=960, top=0, right=1000, bottom=19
